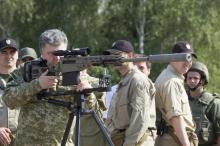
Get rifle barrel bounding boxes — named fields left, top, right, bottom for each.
left=121, top=53, right=192, bottom=63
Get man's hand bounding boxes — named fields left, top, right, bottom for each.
left=170, top=116, right=190, bottom=146
left=38, top=70, right=59, bottom=89
left=76, top=80, right=92, bottom=92
left=0, top=128, right=11, bottom=145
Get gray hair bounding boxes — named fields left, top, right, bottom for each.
left=39, top=29, right=68, bottom=53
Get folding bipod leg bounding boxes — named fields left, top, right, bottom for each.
left=89, top=110, right=114, bottom=146
left=61, top=94, right=114, bottom=146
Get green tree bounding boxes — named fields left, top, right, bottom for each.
left=0, top=0, right=34, bottom=39
left=1, top=0, right=220, bottom=91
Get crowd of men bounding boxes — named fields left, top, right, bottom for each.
left=0, top=28, right=219, bottom=146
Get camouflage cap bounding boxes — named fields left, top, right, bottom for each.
left=0, top=38, right=18, bottom=51
left=19, top=47, right=37, bottom=60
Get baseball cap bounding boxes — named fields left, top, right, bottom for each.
left=172, top=41, right=197, bottom=58
left=0, top=38, right=18, bottom=51
left=19, top=47, right=37, bottom=60
left=104, top=40, right=134, bottom=55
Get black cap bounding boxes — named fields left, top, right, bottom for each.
left=172, top=41, right=197, bottom=58
left=104, top=40, right=134, bottom=55
left=0, top=38, right=18, bottom=51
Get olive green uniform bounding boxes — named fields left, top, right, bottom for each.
left=155, top=65, right=198, bottom=146
left=188, top=92, right=220, bottom=146
left=106, top=67, right=153, bottom=146
left=0, top=74, right=20, bottom=146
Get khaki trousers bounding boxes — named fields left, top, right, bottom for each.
left=155, top=133, right=198, bottom=146
left=111, top=131, right=153, bottom=146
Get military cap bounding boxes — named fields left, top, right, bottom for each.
left=104, top=40, right=134, bottom=55
left=19, top=47, right=37, bottom=60
left=172, top=41, right=197, bottom=58
left=0, top=38, right=18, bottom=51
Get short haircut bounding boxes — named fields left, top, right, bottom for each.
left=39, top=29, right=68, bottom=53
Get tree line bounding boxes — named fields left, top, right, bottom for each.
left=1, top=0, right=220, bottom=91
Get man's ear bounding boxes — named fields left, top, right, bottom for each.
left=199, top=78, right=205, bottom=86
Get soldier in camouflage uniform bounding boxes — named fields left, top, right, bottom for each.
left=185, top=61, right=220, bottom=146
left=2, top=29, right=97, bottom=146
left=72, top=69, right=107, bottom=146
left=17, top=47, right=37, bottom=65
left=0, top=38, right=20, bottom=146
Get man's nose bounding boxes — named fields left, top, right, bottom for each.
left=190, top=78, right=196, bottom=83
left=54, top=55, right=61, bottom=61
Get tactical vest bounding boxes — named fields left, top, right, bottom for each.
left=189, top=92, right=216, bottom=145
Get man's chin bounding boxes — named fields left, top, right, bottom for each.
left=188, top=86, right=197, bottom=89
left=182, top=69, right=189, bottom=74
left=47, top=62, right=58, bottom=67
left=6, top=64, right=13, bottom=67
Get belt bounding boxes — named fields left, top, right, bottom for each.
left=163, top=126, right=173, bottom=133
left=118, top=128, right=155, bottom=132
left=118, top=129, right=126, bottom=132
left=148, top=127, right=156, bottom=131
left=147, top=128, right=156, bottom=137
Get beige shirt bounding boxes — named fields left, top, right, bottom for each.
left=106, top=67, right=152, bottom=146
left=148, top=80, right=156, bottom=129
left=155, top=65, right=195, bottom=132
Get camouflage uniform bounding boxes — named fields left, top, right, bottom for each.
left=0, top=74, right=20, bottom=146
left=2, top=68, right=96, bottom=146
left=72, top=71, right=107, bottom=146
left=188, top=92, right=220, bottom=146
left=186, top=61, right=220, bottom=146
left=106, top=67, right=152, bottom=146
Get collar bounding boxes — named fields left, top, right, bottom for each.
left=167, top=64, right=185, bottom=81
left=118, top=66, right=137, bottom=87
